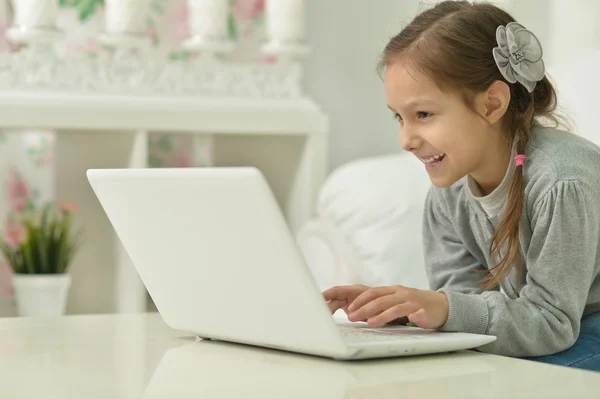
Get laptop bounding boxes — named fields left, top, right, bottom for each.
left=86, top=167, right=496, bottom=360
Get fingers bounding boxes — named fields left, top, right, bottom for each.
left=325, top=286, right=443, bottom=329
left=366, top=303, right=418, bottom=328
left=347, top=294, right=399, bottom=322
left=408, top=308, right=430, bottom=329
left=347, top=286, right=397, bottom=313
left=326, top=299, right=347, bottom=314
left=322, top=285, right=367, bottom=301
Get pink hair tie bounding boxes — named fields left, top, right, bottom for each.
left=514, top=154, right=526, bottom=166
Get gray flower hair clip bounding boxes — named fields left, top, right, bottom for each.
left=492, top=22, right=545, bottom=93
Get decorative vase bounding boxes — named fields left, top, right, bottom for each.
left=182, top=0, right=234, bottom=54
left=100, top=0, right=152, bottom=48
left=104, top=0, right=149, bottom=35
left=7, top=0, right=63, bottom=44
left=12, top=273, right=71, bottom=317
left=262, top=0, right=309, bottom=57
left=10, top=0, right=58, bottom=29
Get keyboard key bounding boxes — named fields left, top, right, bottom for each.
left=338, top=325, right=430, bottom=342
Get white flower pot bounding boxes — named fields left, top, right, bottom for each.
left=12, top=274, right=71, bottom=317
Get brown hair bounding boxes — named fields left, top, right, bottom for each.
left=378, top=1, right=561, bottom=291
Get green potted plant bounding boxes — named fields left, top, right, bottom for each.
left=0, top=201, right=82, bottom=317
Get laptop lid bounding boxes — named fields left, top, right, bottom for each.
left=87, top=167, right=349, bottom=358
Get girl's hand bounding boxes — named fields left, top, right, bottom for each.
left=323, top=284, right=370, bottom=315
left=326, top=285, right=449, bottom=329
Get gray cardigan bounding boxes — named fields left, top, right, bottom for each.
left=423, top=126, right=600, bottom=357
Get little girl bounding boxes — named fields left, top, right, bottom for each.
left=323, top=1, right=600, bottom=371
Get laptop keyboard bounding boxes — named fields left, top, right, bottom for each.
left=338, top=325, right=431, bottom=342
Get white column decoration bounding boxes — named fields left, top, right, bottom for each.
left=6, top=0, right=62, bottom=44
left=99, top=0, right=151, bottom=49
left=182, top=0, right=234, bottom=55
left=262, top=0, right=309, bottom=58
left=0, top=0, right=306, bottom=99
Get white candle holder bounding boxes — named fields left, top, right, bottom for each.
left=99, top=0, right=151, bottom=49
left=182, top=0, right=234, bottom=55
left=0, top=0, right=306, bottom=100
left=6, top=0, right=63, bottom=45
left=262, top=0, right=309, bottom=58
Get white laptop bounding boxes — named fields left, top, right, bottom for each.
left=86, top=167, right=496, bottom=360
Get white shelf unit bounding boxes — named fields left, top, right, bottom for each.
left=0, top=92, right=329, bottom=314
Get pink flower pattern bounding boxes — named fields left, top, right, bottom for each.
left=164, top=2, right=191, bottom=49
left=2, top=220, right=27, bottom=250
left=6, top=168, right=32, bottom=213
left=26, top=133, right=55, bottom=168
left=232, top=0, right=265, bottom=20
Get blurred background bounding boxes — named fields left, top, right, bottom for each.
left=0, top=0, right=598, bottom=317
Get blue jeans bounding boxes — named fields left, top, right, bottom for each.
left=525, top=312, right=600, bottom=371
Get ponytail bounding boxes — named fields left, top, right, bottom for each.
left=483, top=76, right=558, bottom=292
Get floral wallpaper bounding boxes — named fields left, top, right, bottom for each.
left=0, top=0, right=264, bottom=298
left=0, top=131, right=55, bottom=299
left=0, top=131, right=55, bottom=215
left=53, top=0, right=268, bottom=61
left=1, top=0, right=268, bottom=57
left=148, top=133, right=213, bottom=168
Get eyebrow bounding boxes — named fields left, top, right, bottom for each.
left=388, top=99, right=438, bottom=112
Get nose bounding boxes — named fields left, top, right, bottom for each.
left=399, top=125, right=421, bottom=153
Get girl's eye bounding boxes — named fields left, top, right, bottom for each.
left=417, top=111, right=432, bottom=119
left=393, top=113, right=403, bottom=121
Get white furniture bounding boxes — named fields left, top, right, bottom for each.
left=0, top=0, right=324, bottom=316
left=0, top=92, right=328, bottom=315
left=1, top=313, right=599, bottom=398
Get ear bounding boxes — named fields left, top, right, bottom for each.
left=476, top=80, right=511, bottom=124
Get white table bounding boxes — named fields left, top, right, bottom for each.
left=1, top=313, right=599, bottom=398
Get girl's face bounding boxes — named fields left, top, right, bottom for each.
left=384, top=63, right=508, bottom=190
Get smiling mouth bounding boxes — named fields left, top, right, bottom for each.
left=419, top=153, right=446, bottom=164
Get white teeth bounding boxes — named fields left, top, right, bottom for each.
left=421, top=153, right=445, bottom=164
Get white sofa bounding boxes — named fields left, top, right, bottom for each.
left=296, top=152, right=432, bottom=292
